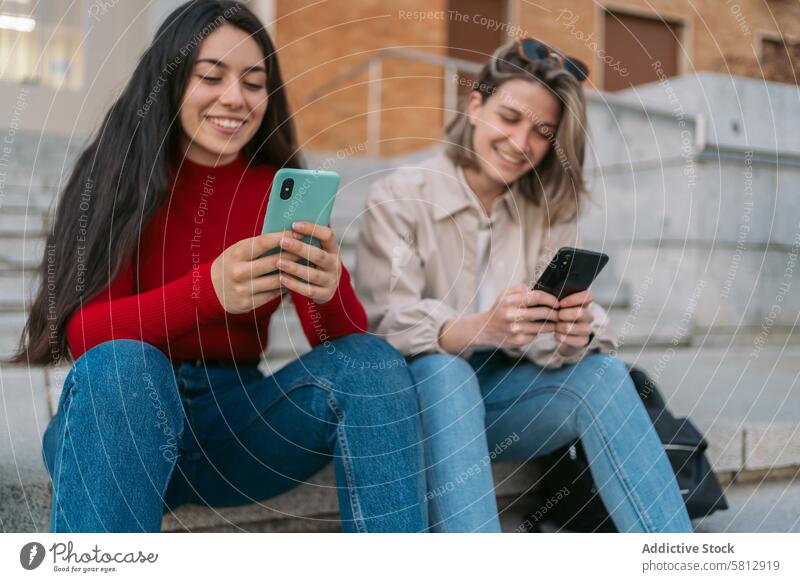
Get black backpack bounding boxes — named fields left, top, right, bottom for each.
left=526, top=365, right=728, bottom=532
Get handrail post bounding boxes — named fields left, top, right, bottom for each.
left=367, top=57, right=382, bottom=156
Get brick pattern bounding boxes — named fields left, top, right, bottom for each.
left=276, top=0, right=800, bottom=155
left=276, top=0, right=447, bottom=156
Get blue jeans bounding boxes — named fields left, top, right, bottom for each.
left=42, top=334, right=426, bottom=532
left=409, top=350, right=693, bottom=533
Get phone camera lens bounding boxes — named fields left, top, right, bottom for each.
left=280, top=178, right=294, bottom=200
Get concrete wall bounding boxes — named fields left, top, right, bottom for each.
left=0, top=1, right=149, bottom=138
left=580, top=74, right=800, bottom=344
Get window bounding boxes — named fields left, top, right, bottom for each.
left=447, top=0, right=508, bottom=96
left=0, top=0, right=83, bottom=89
left=760, top=36, right=799, bottom=84
left=603, top=9, right=682, bottom=91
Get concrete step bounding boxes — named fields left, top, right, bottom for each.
left=0, top=210, right=48, bottom=237
left=0, top=186, right=58, bottom=214
left=0, top=365, right=51, bottom=532
left=532, top=473, right=800, bottom=533
left=0, top=269, right=37, bottom=310
left=0, top=312, right=26, bottom=361
left=617, top=344, right=800, bottom=474
left=0, top=237, right=44, bottom=270
left=606, top=305, right=694, bottom=346
left=161, top=461, right=542, bottom=532
left=692, top=473, right=800, bottom=532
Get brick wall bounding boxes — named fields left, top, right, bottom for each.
left=275, top=0, right=447, bottom=156
left=515, top=0, right=800, bottom=86
left=275, top=0, right=800, bottom=156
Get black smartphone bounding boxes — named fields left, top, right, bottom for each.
left=532, top=246, right=609, bottom=300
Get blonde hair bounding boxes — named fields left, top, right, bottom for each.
left=445, top=40, right=588, bottom=226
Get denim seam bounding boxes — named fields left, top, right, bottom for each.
left=52, top=369, right=114, bottom=531
left=490, top=384, right=656, bottom=533
left=209, top=374, right=367, bottom=532
left=172, top=371, right=366, bottom=532
left=157, top=382, right=186, bottom=515
left=551, top=385, right=656, bottom=533
left=50, top=372, right=77, bottom=532
left=158, top=451, right=182, bottom=521
left=325, top=393, right=367, bottom=533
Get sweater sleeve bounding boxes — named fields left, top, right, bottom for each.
left=291, top=264, right=368, bottom=346
left=66, top=258, right=225, bottom=360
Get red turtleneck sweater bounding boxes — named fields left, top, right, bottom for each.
left=65, top=152, right=367, bottom=362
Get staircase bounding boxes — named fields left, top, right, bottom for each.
left=0, top=191, right=46, bottom=360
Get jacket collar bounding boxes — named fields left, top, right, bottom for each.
left=429, top=153, right=522, bottom=224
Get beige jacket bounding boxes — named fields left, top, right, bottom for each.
left=354, top=152, right=617, bottom=369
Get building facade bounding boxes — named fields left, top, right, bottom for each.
left=1, top=1, right=798, bottom=153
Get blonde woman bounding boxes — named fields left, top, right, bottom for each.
left=356, top=38, right=692, bottom=533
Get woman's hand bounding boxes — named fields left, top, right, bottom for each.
left=276, top=221, right=342, bottom=304
left=478, top=283, right=560, bottom=348
left=210, top=231, right=299, bottom=314
left=555, top=290, right=596, bottom=354
left=438, top=283, right=559, bottom=353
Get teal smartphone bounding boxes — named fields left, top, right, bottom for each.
left=260, top=168, right=339, bottom=272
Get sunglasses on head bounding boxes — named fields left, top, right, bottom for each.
left=515, top=36, right=589, bottom=82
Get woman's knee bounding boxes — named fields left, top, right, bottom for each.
left=74, top=339, right=173, bottom=380
left=65, top=340, right=183, bottom=439
left=322, top=333, right=418, bottom=413
left=325, top=332, right=407, bottom=367
left=567, top=353, right=640, bottom=414
left=409, top=354, right=477, bottom=391
left=410, top=354, right=483, bottom=421
left=326, top=334, right=411, bottom=382
left=574, top=353, right=630, bottom=388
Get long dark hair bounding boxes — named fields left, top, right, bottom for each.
left=6, top=0, right=300, bottom=366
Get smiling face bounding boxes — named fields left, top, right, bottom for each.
left=179, top=24, right=268, bottom=166
left=466, top=78, right=562, bottom=186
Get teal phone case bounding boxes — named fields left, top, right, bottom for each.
left=260, top=168, right=339, bottom=266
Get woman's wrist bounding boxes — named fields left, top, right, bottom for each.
left=470, top=311, right=492, bottom=350
left=438, top=313, right=488, bottom=354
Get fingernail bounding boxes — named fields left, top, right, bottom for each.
left=293, top=222, right=303, bottom=230
left=277, top=260, right=286, bottom=268
left=280, top=238, right=290, bottom=247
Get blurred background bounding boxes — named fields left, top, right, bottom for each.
left=1, top=0, right=799, bottom=533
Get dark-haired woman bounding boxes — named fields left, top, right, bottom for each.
left=9, top=1, right=425, bottom=533
left=356, top=39, right=692, bottom=532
